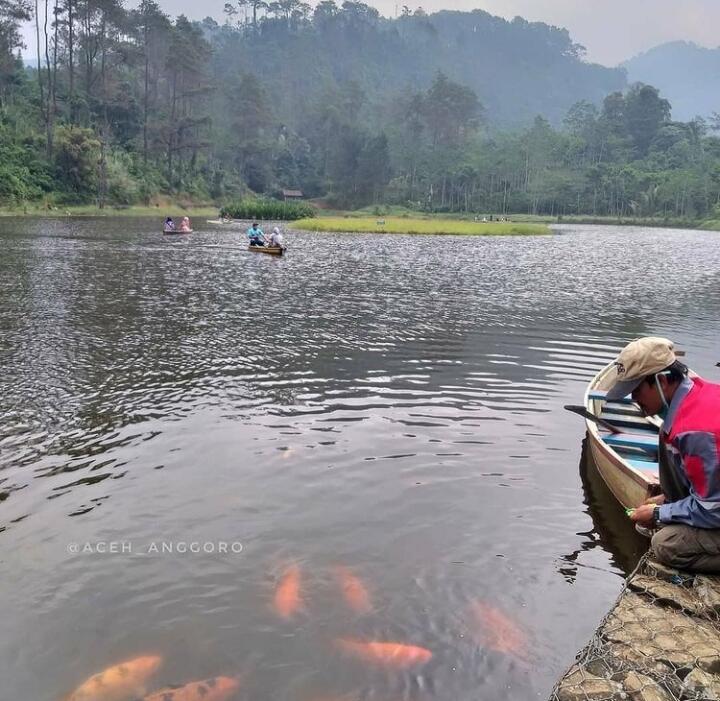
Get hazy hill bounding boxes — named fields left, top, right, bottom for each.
left=622, top=41, right=720, bottom=121
left=209, top=9, right=626, bottom=128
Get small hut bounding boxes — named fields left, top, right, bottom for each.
left=282, top=189, right=304, bottom=202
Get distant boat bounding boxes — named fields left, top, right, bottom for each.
left=163, top=229, right=192, bottom=235
left=248, top=245, right=283, bottom=256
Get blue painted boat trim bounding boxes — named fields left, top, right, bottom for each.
left=627, top=459, right=659, bottom=472
left=603, top=432, right=658, bottom=450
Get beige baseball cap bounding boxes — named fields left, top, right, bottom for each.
left=605, top=336, right=677, bottom=400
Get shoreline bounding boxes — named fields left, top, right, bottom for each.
left=0, top=205, right=219, bottom=218
left=2, top=206, right=718, bottom=233
left=550, top=555, right=720, bottom=701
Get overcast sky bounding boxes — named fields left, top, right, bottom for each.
left=20, top=0, right=720, bottom=66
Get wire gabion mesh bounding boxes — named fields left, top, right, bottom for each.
left=549, top=554, right=720, bottom=701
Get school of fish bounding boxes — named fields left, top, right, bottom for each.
left=60, top=565, right=528, bottom=701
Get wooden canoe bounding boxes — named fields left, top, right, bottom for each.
left=583, top=362, right=663, bottom=509
left=248, top=245, right=284, bottom=256
left=163, top=229, right=192, bottom=235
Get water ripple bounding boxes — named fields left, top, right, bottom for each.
left=2, top=219, right=720, bottom=700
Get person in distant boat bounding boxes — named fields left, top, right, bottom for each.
left=247, top=222, right=265, bottom=247
left=604, top=336, right=720, bottom=572
left=164, top=217, right=175, bottom=232
left=268, top=226, right=284, bottom=248
left=179, top=216, right=191, bottom=232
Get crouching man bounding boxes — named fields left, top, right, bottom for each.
left=605, top=336, right=720, bottom=573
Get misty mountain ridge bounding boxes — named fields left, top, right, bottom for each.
left=622, top=41, right=720, bottom=121
left=207, top=8, right=626, bottom=128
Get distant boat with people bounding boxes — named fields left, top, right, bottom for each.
left=246, top=224, right=285, bottom=255
left=162, top=216, right=192, bottom=234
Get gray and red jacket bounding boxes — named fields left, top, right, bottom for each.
left=659, top=376, right=720, bottom=528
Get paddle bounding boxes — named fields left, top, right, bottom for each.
left=564, top=405, right=623, bottom=434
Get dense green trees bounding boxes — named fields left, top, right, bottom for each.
left=1, top=0, right=719, bottom=220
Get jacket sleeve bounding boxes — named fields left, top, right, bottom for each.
left=658, top=430, right=720, bottom=528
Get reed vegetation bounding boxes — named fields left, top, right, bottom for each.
left=221, top=199, right=316, bottom=221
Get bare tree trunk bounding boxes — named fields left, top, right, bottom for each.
left=68, top=0, right=74, bottom=120
left=35, top=0, right=46, bottom=139
left=84, top=1, right=93, bottom=114
left=143, top=9, right=149, bottom=165
left=43, top=0, right=53, bottom=156
left=167, top=71, right=177, bottom=178
left=98, top=15, right=108, bottom=208
left=52, top=0, right=59, bottom=117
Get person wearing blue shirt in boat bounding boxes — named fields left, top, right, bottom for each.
left=604, top=336, right=720, bottom=573
left=247, top=222, right=265, bottom=247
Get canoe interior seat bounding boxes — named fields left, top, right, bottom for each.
left=599, top=411, right=658, bottom=433
left=627, top=459, right=660, bottom=473
left=588, top=389, right=635, bottom=404
left=603, top=432, right=658, bottom=452
left=601, top=405, right=645, bottom=418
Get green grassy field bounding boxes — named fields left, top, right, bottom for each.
left=699, top=220, right=720, bottom=231
left=319, top=207, right=712, bottom=230
left=292, top=216, right=549, bottom=236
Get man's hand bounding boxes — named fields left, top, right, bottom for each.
left=629, top=503, right=655, bottom=527
left=645, top=494, right=666, bottom=506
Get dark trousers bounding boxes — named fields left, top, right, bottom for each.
left=249, top=238, right=264, bottom=246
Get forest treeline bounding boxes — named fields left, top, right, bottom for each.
left=1, top=0, right=720, bottom=220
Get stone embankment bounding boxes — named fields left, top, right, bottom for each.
left=550, top=557, right=720, bottom=701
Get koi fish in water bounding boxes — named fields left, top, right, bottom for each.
left=143, top=676, right=240, bottom=701
left=470, top=601, right=528, bottom=659
left=332, top=566, right=372, bottom=614
left=65, top=655, right=163, bottom=701
left=335, top=639, right=432, bottom=668
left=273, top=563, right=303, bottom=619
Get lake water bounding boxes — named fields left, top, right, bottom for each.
left=1, top=218, right=719, bottom=701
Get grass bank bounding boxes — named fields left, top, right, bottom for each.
left=699, top=220, right=720, bottom=231
left=292, top=216, right=549, bottom=236
left=0, top=204, right=219, bottom=218
left=319, top=207, right=713, bottom=231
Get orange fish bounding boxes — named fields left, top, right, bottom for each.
left=470, top=601, right=528, bottom=658
left=332, top=566, right=372, bottom=614
left=273, top=563, right=303, bottom=619
left=143, top=676, right=240, bottom=701
left=335, top=639, right=432, bottom=668
left=65, top=655, right=163, bottom=701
